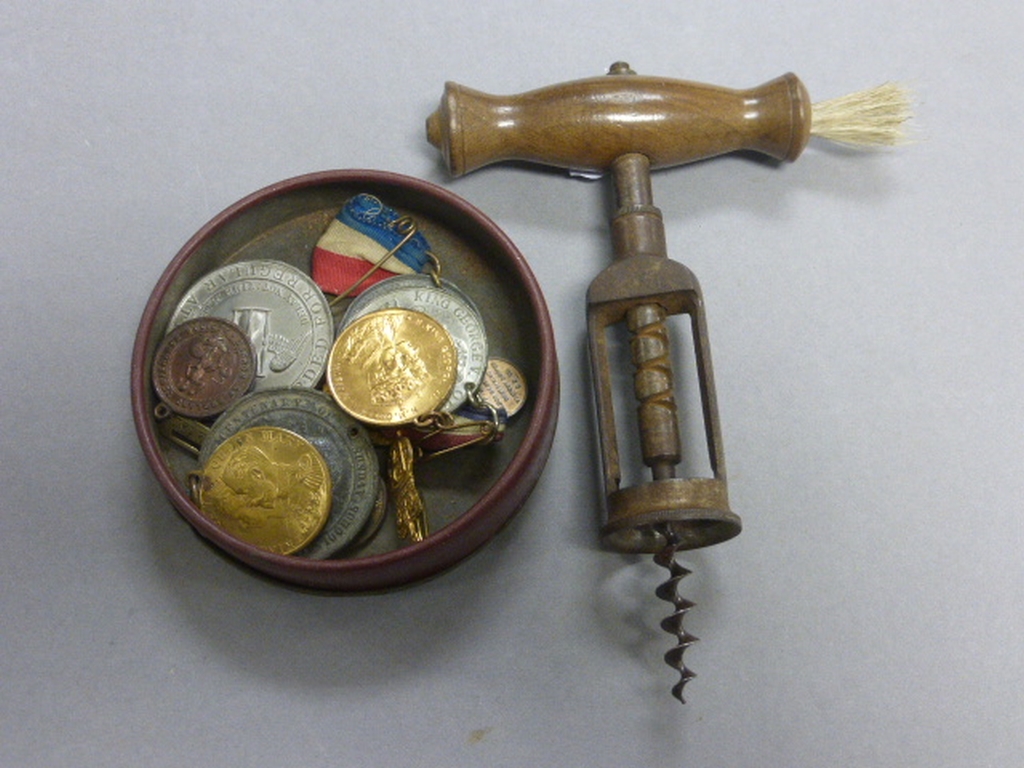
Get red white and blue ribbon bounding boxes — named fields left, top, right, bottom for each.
left=312, top=193, right=433, bottom=296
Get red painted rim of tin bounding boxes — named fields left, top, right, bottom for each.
left=131, top=169, right=559, bottom=592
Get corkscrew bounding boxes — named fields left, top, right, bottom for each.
left=426, top=62, right=910, bottom=702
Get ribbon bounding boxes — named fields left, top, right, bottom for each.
left=312, top=193, right=433, bottom=296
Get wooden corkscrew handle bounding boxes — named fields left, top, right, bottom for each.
left=425, top=63, right=811, bottom=177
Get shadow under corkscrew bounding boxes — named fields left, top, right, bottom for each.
left=652, top=523, right=698, bottom=703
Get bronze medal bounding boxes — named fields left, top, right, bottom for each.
left=152, top=317, right=256, bottom=419
left=476, top=358, right=528, bottom=418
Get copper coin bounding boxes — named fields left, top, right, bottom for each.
left=152, top=317, right=256, bottom=418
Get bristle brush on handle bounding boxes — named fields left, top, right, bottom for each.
left=811, top=82, right=913, bottom=147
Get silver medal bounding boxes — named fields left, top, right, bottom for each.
left=199, top=388, right=380, bottom=558
left=340, top=274, right=488, bottom=413
left=169, top=260, right=333, bottom=390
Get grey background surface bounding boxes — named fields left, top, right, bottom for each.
left=3, top=2, right=1022, bottom=766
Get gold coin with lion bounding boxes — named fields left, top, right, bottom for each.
left=326, top=308, right=457, bottom=426
left=190, top=426, right=332, bottom=555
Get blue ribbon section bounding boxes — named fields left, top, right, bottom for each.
left=338, top=193, right=433, bottom=272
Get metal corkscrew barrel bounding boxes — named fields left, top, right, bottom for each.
left=585, top=153, right=742, bottom=702
left=588, top=153, right=741, bottom=556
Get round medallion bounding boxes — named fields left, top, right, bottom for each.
left=340, top=274, right=487, bottom=412
left=477, top=358, right=529, bottom=417
left=326, top=308, right=457, bottom=426
left=200, top=389, right=380, bottom=558
left=152, top=317, right=256, bottom=418
left=168, top=259, right=333, bottom=390
left=191, top=426, right=332, bottom=555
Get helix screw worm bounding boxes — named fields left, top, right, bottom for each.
left=653, top=523, right=698, bottom=701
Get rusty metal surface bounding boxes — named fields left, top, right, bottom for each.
left=586, top=153, right=741, bottom=702
left=587, top=154, right=740, bottom=555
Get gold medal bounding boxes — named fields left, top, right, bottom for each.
left=189, top=426, right=332, bottom=555
left=326, top=308, right=457, bottom=426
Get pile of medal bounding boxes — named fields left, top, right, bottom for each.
left=151, top=194, right=527, bottom=558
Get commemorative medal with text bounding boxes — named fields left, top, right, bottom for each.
left=200, top=389, right=380, bottom=558
left=340, top=274, right=486, bottom=413
left=190, top=426, right=332, bottom=555
left=476, top=358, right=528, bottom=418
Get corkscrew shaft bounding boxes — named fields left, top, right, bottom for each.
left=629, top=302, right=681, bottom=480
left=615, top=156, right=683, bottom=483
left=588, top=153, right=741, bottom=555
left=587, top=152, right=741, bottom=701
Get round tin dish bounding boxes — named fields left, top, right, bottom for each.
left=131, top=170, right=559, bottom=592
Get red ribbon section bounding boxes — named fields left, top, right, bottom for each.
left=311, top=247, right=398, bottom=296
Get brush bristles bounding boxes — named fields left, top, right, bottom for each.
left=811, top=82, right=913, bottom=147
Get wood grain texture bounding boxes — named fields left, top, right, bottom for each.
left=427, top=70, right=811, bottom=175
